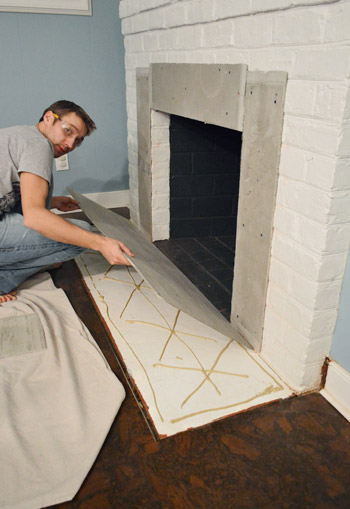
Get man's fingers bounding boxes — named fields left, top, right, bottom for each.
left=119, top=242, right=134, bottom=257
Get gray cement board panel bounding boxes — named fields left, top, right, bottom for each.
left=231, top=71, right=287, bottom=350
left=137, top=68, right=152, bottom=238
left=68, top=188, right=251, bottom=349
left=0, top=313, right=46, bottom=358
left=151, top=63, right=247, bottom=131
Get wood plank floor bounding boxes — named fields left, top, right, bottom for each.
left=49, top=210, right=350, bottom=509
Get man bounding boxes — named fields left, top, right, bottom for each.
left=0, top=100, right=133, bottom=303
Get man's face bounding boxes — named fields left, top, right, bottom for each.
left=44, top=111, right=87, bottom=158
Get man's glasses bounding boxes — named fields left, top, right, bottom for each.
left=52, top=113, right=84, bottom=147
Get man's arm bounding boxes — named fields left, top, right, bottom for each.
left=20, top=172, right=133, bottom=265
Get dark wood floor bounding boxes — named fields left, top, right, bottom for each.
left=49, top=210, right=350, bottom=509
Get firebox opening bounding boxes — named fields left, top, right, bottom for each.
left=155, top=114, right=242, bottom=321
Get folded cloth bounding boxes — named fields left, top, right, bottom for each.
left=0, top=272, right=125, bottom=509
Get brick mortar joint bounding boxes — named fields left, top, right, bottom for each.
left=120, top=0, right=341, bottom=21
left=273, top=228, right=350, bottom=257
left=265, top=306, right=336, bottom=341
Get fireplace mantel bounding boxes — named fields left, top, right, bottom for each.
left=136, top=63, right=287, bottom=350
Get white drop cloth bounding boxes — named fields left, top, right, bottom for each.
left=0, top=272, right=125, bottom=509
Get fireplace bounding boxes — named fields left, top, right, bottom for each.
left=135, top=63, right=286, bottom=354
left=120, top=0, right=350, bottom=394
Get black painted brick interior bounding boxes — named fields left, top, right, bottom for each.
left=170, top=114, right=242, bottom=238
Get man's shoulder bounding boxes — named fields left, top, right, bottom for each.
left=0, top=125, right=43, bottom=140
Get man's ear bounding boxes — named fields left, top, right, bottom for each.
left=43, top=110, right=54, bottom=124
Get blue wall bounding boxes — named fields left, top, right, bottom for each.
left=331, top=250, right=350, bottom=372
left=0, top=0, right=128, bottom=195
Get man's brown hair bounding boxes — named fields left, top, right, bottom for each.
left=39, top=100, right=96, bottom=136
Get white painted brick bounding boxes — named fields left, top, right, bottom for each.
left=273, top=205, right=337, bottom=254
left=249, top=47, right=296, bottom=72
left=148, top=9, right=166, bottom=30
left=152, top=161, right=170, bottom=179
left=153, top=177, right=169, bottom=194
left=127, top=132, right=137, bottom=152
left=269, top=257, right=342, bottom=310
left=251, top=0, right=293, bottom=13
left=121, top=17, right=133, bottom=35
left=272, top=10, right=325, bottom=45
left=279, top=145, right=308, bottom=182
left=152, top=224, right=169, bottom=241
left=143, top=32, right=159, bottom=52
left=135, top=52, right=151, bottom=67
left=152, top=193, right=169, bottom=210
left=130, top=208, right=140, bottom=226
left=282, top=117, right=339, bottom=156
left=234, top=15, right=273, bottom=48
left=126, top=125, right=137, bottom=144
left=266, top=283, right=338, bottom=338
left=151, top=110, right=170, bottom=127
left=294, top=47, right=350, bottom=80
left=151, top=143, right=170, bottom=163
left=271, top=231, right=347, bottom=281
left=211, top=48, right=249, bottom=65
left=292, top=0, right=338, bottom=5
left=128, top=186, right=138, bottom=206
left=126, top=86, right=137, bottom=105
left=201, top=19, right=235, bottom=47
left=124, top=33, right=143, bottom=52
left=324, top=1, right=350, bottom=42
left=175, top=25, right=202, bottom=49
left=213, top=0, right=251, bottom=18
left=149, top=52, right=169, bottom=64
left=153, top=0, right=172, bottom=8
left=163, top=2, right=187, bottom=28
left=137, top=0, right=154, bottom=11
left=158, top=30, right=178, bottom=51
left=151, top=127, right=169, bottom=144
left=167, top=51, right=191, bottom=63
left=185, top=51, right=217, bottom=64
left=119, top=0, right=142, bottom=19
left=261, top=333, right=323, bottom=391
left=338, top=126, right=350, bottom=158
left=187, top=0, right=214, bottom=24
left=284, top=80, right=317, bottom=116
left=125, top=53, right=137, bottom=70
left=329, top=190, right=350, bottom=224
left=305, top=153, right=337, bottom=191
left=345, top=86, right=350, bottom=120
left=127, top=159, right=138, bottom=178
left=128, top=148, right=138, bottom=166
left=152, top=207, right=170, bottom=225
left=273, top=205, right=299, bottom=240
left=133, top=12, right=150, bottom=33
left=263, top=307, right=332, bottom=364
left=277, top=176, right=332, bottom=223
left=126, top=102, right=137, bottom=120
left=314, top=83, right=348, bottom=123
left=119, top=0, right=127, bottom=19
left=334, top=158, right=350, bottom=191
left=125, top=70, right=136, bottom=87
left=322, top=223, right=350, bottom=254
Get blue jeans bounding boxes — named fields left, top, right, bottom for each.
left=0, top=212, right=92, bottom=294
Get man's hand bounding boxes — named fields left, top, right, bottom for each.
left=99, top=237, right=134, bottom=266
left=51, top=196, right=80, bottom=212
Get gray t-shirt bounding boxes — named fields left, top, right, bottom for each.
left=0, top=125, right=54, bottom=218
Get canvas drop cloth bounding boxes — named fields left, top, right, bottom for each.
left=0, top=272, right=125, bottom=509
